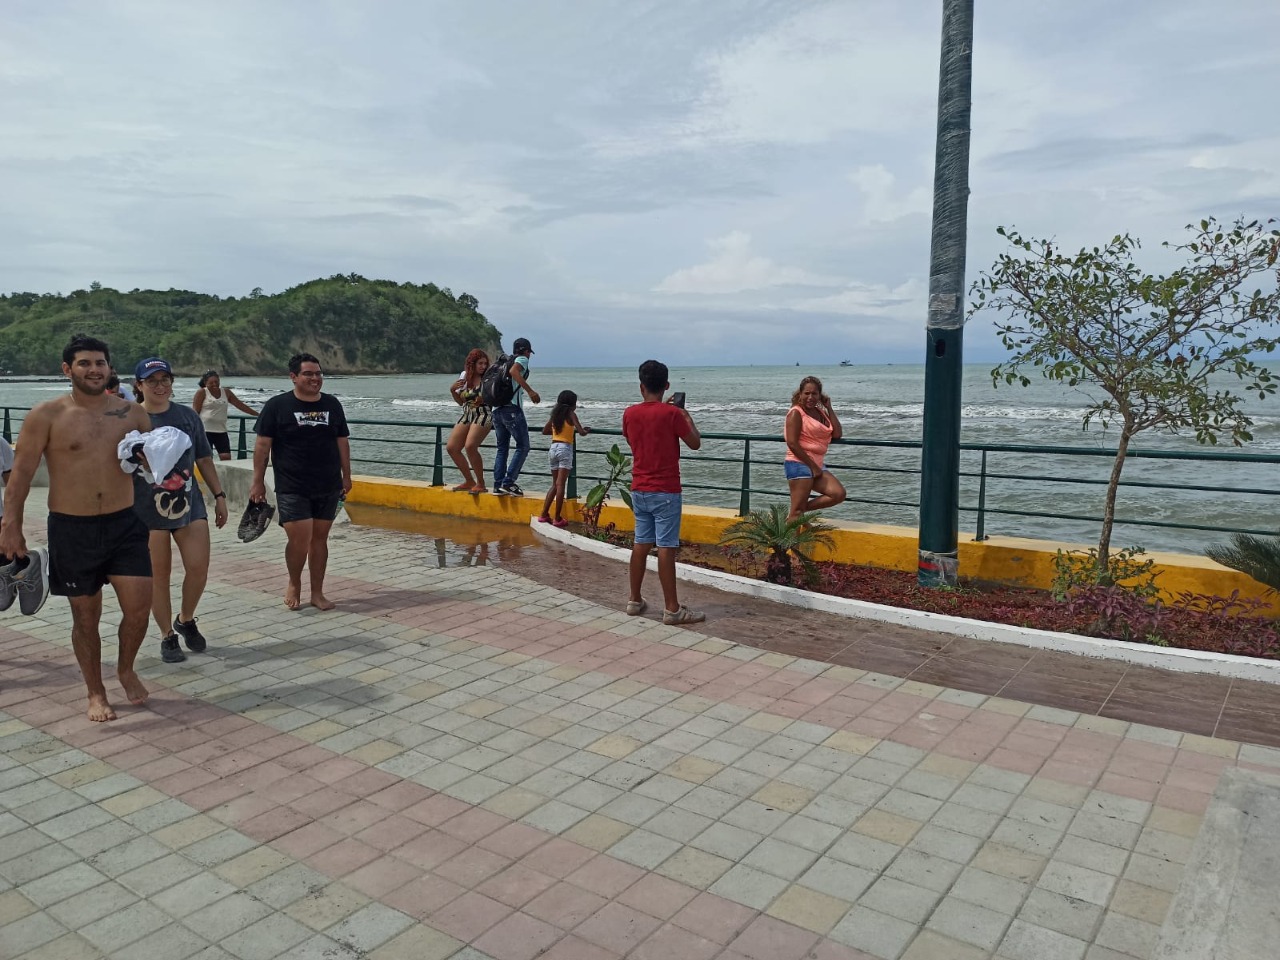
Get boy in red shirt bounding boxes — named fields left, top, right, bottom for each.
left=621, top=360, right=704, bottom=625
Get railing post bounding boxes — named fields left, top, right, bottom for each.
left=236, top=419, right=247, bottom=459
left=974, top=449, right=988, bottom=541
left=567, top=440, right=578, bottom=500
left=431, top=426, right=444, bottom=486
left=2, top=408, right=10, bottom=444
left=738, top=439, right=751, bottom=516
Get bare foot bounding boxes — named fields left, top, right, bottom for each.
left=451, top=481, right=475, bottom=492
left=87, top=692, right=117, bottom=722
left=310, top=593, right=336, bottom=611
left=118, top=669, right=148, bottom=706
left=285, top=582, right=302, bottom=610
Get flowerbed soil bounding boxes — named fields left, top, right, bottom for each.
left=577, top=525, right=1280, bottom=660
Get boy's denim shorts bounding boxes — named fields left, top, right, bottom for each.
left=631, top=491, right=682, bottom=548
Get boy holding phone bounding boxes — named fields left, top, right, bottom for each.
left=621, top=361, right=704, bottom=625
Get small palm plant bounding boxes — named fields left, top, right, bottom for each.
left=719, top=505, right=835, bottom=586
left=582, top=444, right=632, bottom=537
left=1205, top=534, right=1280, bottom=593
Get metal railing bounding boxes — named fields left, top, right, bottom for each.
left=4, top=406, right=1277, bottom=550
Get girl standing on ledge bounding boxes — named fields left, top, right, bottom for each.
left=784, top=375, right=846, bottom=519
left=447, top=349, right=492, bottom=493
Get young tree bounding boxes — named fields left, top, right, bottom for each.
left=972, top=216, right=1280, bottom=570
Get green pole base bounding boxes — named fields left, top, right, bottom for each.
left=917, top=549, right=959, bottom=588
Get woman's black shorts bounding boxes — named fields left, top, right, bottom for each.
left=205, top=431, right=231, bottom=456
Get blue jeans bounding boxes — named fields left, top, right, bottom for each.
left=492, top=405, right=530, bottom=488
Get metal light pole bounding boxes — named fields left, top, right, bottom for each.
left=917, top=0, right=974, bottom=587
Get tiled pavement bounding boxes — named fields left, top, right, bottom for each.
left=4, top=495, right=1280, bottom=959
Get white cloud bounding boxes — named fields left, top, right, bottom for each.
left=654, top=232, right=841, bottom=295
left=794, top=279, right=925, bottom=319
left=849, top=165, right=931, bottom=224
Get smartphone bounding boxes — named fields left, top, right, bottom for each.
left=669, top=392, right=686, bottom=409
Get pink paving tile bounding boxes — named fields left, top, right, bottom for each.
left=343, top=855, right=423, bottom=899
left=846, top=716, right=901, bottom=740
left=574, top=902, right=663, bottom=955
left=403, top=793, right=473, bottom=826
left=1156, top=785, right=1212, bottom=815
left=367, top=780, right=429, bottom=812
left=153, top=727, right=210, bottom=752
left=1097, top=773, right=1161, bottom=802
left=728, top=915, right=821, bottom=960
left=987, top=747, right=1048, bottom=776
left=273, top=822, right=347, bottom=859
left=245, top=735, right=301, bottom=761
left=538, top=935, right=621, bottom=960
left=393, top=829, right=470, bottom=870
left=259, top=773, right=326, bottom=804
left=209, top=793, right=279, bottom=827
left=616, top=873, right=698, bottom=921
left=524, top=882, right=610, bottom=930
left=520, top=838, right=597, bottom=879
left=151, top=766, right=220, bottom=796
left=240, top=807, right=313, bottom=843
left=1164, top=766, right=1226, bottom=794
left=478, top=822, right=552, bottom=860
left=180, top=778, right=251, bottom=811
left=330, top=768, right=401, bottom=798
left=1107, top=757, right=1169, bottom=783
left=630, top=922, right=721, bottom=960
left=307, top=756, right=368, bottom=784
left=305, top=837, right=382, bottom=877
left=111, top=744, right=167, bottom=769
left=671, top=892, right=758, bottom=945
left=223, top=723, right=280, bottom=747
left=202, top=751, right=267, bottom=778
left=435, top=847, right=513, bottom=888
left=1172, top=750, right=1233, bottom=774
left=473, top=911, right=564, bottom=960
left=477, top=864, right=559, bottom=909
left=291, top=788, right=358, bottom=820
left=439, top=807, right=510, bottom=844
left=354, top=813, right=430, bottom=852
left=429, top=890, right=515, bottom=942
left=384, top=873, right=468, bottom=919
left=320, top=799, right=389, bottom=835
left=565, top=856, right=646, bottom=899
left=176, top=741, right=233, bottom=766
left=1036, top=759, right=1103, bottom=788
left=1014, top=718, right=1071, bottom=742
left=278, top=745, right=336, bottom=771
left=1115, top=739, right=1177, bottom=764
left=891, top=725, right=948, bottom=751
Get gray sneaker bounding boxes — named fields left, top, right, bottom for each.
left=662, top=606, right=705, bottom=626
left=12, top=548, right=50, bottom=616
left=0, top=555, right=18, bottom=612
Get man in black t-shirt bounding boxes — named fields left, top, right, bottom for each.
left=250, top=353, right=352, bottom=611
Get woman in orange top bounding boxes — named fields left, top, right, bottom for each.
left=784, top=375, right=847, bottom=519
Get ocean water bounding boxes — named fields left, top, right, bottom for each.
left=3, top=364, right=1277, bottom=554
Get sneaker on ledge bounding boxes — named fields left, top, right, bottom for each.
left=504, top=482, right=524, bottom=497
left=173, top=616, right=207, bottom=653
left=494, top=485, right=509, bottom=496
left=160, top=633, right=187, bottom=663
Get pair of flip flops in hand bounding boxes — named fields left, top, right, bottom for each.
left=237, top=501, right=275, bottom=542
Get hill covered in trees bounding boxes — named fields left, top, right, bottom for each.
left=0, top=275, right=504, bottom=375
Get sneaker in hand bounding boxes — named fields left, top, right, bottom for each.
left=12, top=548, right=51, bottom=616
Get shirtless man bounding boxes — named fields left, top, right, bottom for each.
left=0, top=335, right=154, bottom=721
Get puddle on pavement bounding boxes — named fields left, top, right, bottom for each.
left=345, top=504, right=540, bottom=568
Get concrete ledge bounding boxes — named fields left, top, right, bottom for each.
left=1154, top=767, right=1280, bottom=958
left=532, top=518, right=1280, bottom=684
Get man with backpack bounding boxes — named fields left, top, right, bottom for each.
left=487, top=338, right=540, bottom=496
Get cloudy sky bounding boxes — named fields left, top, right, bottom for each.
left=2, top=1, right=1277, bottom=365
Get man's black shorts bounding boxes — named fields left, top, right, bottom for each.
left=276, top=491, right=342, bottom=524
left=48, top=507, right=151, bottom=597
left=205, top=431, right=231, bottom=456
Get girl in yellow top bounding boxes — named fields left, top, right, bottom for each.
left=539, top=390, right=590, bottom=527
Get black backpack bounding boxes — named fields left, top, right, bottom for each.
left=480, top=354, right=517, bottom=407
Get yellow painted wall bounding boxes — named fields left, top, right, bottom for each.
left=346, top=475, right=1273, bottom=612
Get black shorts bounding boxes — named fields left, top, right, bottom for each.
left=48, top=507, right=152, bottom=597
left=277, top=491, right=342, bottom=524
left=206, top=431, right=231, bottom=456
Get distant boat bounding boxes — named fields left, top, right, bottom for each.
left=839, top=360, right=852, bottom=366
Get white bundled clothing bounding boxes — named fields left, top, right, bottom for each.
left=117, top=427, right=192, bottom=484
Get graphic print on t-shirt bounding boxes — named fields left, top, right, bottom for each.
left=294, top=411, right=331, bottom=427
left=151, top=466, right=194, bottom=520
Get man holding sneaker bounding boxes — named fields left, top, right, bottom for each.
left=131, top=357, right=229, bottom=663
left=0, top=335, right=155, bottom=722
left=492, top=337, right=540, bottom=497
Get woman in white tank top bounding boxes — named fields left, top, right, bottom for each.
left=193, top=370, right=260, bottom=460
